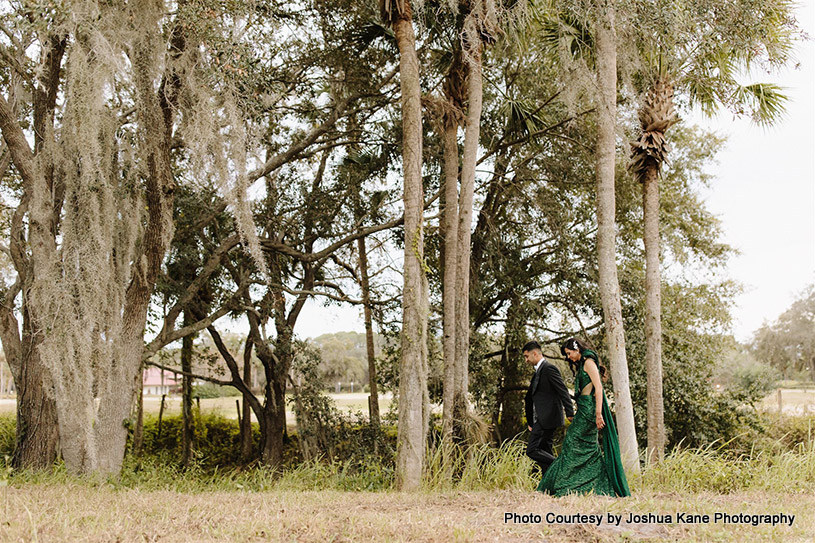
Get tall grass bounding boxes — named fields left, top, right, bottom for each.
left=638, top=430, right=815, bottom=493
left=2, top=412, right=814, bottom=494
left=422, top=440, right=536, bottom=491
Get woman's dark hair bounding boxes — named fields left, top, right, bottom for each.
left=560, top=337, right=606, bottom=380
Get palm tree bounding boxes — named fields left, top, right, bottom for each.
left=538, top=0, right=642, bottom=475
left=628, top=0, right=797, bottom=462
left=593, top=0, right=642, bottom=476
left=380, top=0, right=429, bottom=491
left=452, top=0, right=501, bottom=444
left=429, top=0, right=507, bottom=444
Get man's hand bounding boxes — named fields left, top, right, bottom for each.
left=567, top=416, right=574, bottom=422
left=528, top=425, right=532, bottom=432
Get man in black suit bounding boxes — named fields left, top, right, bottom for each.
left=523, top=340, right=574, bottom=475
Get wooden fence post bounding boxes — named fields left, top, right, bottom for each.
left=157, top=393, right=166, bottom=441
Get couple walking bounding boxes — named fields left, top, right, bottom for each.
left=524, top=338, right=630, bottom=497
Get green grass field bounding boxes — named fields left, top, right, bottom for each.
left=139, top=392, right=394, bottom=426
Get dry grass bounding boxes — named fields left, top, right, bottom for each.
left=0, top=392, right=401, bottom=420
left=1, top=485, right=812, bottom=542
left=760, top=389, right=815, bottom=415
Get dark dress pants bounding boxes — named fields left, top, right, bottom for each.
left=527, top=422, right=557, bottom=473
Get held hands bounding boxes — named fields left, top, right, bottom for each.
left=595, top=411, right=605, bottom=430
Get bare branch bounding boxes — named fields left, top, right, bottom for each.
left=248, top=67, right=398, bottom=182
left=144, top=360, right=233, bottom=387
left=206, top=324, right=265, bottom=420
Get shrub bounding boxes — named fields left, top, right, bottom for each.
left=191, top=383, right=241, bottom=399
left=0, top=413, right=14, bottom=461
left=137, top=412, right=264, bottom=469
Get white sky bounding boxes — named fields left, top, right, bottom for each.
left=692, top=1, right=815, bottom=341
left=228, top=3, right=815, bottom=344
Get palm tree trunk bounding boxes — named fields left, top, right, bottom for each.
left=453, top=44, right=484, bottom=441
left=643, top=162, right=666, bottom=462
left=593, top=0, right=640, bottom=475
left=497, top=292, right=525, bottom=441
left=441, top=108, right=459, bottom=442
left=393, top=12, right=429, bottom=491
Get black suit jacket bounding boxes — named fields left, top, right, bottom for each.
left=525, top=360, right=574, bottom=429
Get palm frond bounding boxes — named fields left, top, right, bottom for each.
left=351, top=21, right=396, bottom=53
left=731, top=82, right=789, bottom=126
left=500, top=98, right=547, bottom=140
left=538, top=12, right=593, bottom=63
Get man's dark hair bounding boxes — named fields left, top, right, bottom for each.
left=522, top=341, right=542, bottom=353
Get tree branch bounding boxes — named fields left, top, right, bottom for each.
left=248, top=67, right=398, bottom=182
left=144, top=360, right=233, bottom=387
left=143, top=276, right=249, bottom=359
left=0, top=92, right=36, bottom=189
left=161, top=233, right=240, bottom=332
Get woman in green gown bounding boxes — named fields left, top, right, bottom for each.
left=538, top=338, right=631, bottom=497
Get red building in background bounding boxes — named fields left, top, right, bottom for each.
left=143, top=366, right=181, bottom=396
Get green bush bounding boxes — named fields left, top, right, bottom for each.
left=0, top=413, right=14, bottom=460
left=137, top=412, right=266, bottom=469
left=191, top=383, right=241, bottom=399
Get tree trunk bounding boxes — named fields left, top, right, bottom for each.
left=13, top=355, right=59, bottom=469
left=497, top=292, right=525, bottom=441
left=11, top=319, right=59, bottom=469
left=262, top=365, right=288, bottom=467
left=240, top=284, right=290, bottom=470
left=133, top=376, right=144, bottom=457
left=0, top=288, right=59, bottom=469
left=181, top=312, right=194, bottom=467
left=357, top=235, right=380, bottom=428
left=643, top=163, right=665, bottom=462
left=258, top=326, right=291, bottom=468
left=240, top=335, right=254, bottom=462
left=593, top=0, right=640, bottom=475
left=441, top=108, right=460, bottom=441
left=0, top=40, right=63, bottom=468
left=393, top=13, right=429, bottom=492
left=452, top=43, right=484, bottom=442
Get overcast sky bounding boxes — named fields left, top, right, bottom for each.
left=692, top=1, right=814, bottom=341
left=253, top=3, right=815, bottom=343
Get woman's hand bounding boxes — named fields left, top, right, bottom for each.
left=595, top=411, right=605, bottom=430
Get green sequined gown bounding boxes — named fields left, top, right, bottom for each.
left=538, top=350, right=631, bottom=497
